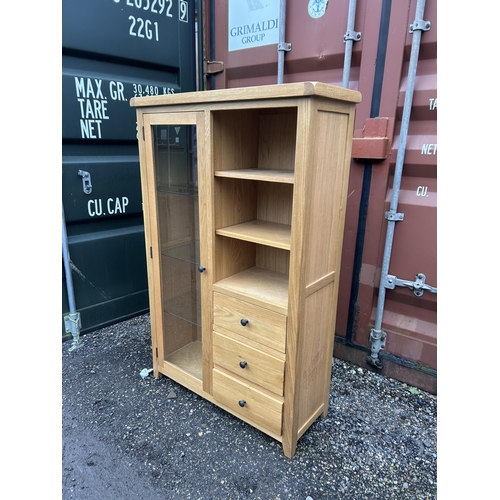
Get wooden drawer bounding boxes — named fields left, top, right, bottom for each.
left=213, top=292, right=286, bottom=353
left=212, top=368, right=283, bottom=436
left=213, top=332, right=285, bottom=396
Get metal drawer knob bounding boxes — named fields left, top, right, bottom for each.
left=238, top=400, right=246, bottom=407
left=198, top=266, right=206, bottom=273
left=239, top=361, right=247, bottom=369
left=240, top=319, right=249, bottom=327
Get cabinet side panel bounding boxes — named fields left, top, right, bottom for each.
left=297, top=282, right=336, bottom=429
left=304, top=107, right=351, bottom=285
left=281, top=97, right=315, bottom=458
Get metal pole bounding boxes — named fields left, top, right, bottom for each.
left=367, top=0, right=429, bottom=368
left=277, top=0, right=287, bottom=84
left=63, top=202, right=82, bottom=350
left=342, top=0, right=358, bottom=88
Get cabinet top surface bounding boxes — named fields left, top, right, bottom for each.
left=130, top=81, right=361, bottom=108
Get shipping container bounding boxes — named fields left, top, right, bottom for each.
left=62, top=0, right=437, bottom=394
left=202, top=0, right=437, bottom=393
left=62, top=0, right=198, bottom=340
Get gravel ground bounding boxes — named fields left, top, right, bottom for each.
left=62, top=313, right=437, bottom=500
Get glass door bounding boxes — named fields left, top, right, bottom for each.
left=147, top=117, right=203, bottom=382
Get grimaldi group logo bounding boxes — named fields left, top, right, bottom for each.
left=228, top=0, right=280, bottom=51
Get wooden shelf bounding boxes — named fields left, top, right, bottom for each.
left=216, top=220, right=291, bottom=250
left=165, top=341, right=203, bottom=381
left=157, top=187, right=198, bottom=196
left=214, top=169, right=294, bottom=184
left=213, top=266, right=288, bottom=314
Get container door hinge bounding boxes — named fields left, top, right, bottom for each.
left=150, top=246, right=153, bottom=258
left=142, top=126, right=145, bottom=141
left=384, top=273, right=437, bottom=297
left=64, top=312, right=84, bottom=351
left=366, top=328, right=386, bottom=369
left=204, top=60, right=225, bottom=76
left=155, top=347, right=158, bottom=358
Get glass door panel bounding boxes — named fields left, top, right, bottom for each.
left=153, top=124, right=202, bottom=379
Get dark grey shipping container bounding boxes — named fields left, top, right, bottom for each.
left=62, top=0, right=197, bottom=339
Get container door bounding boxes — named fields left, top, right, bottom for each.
left=341, top=0, right=437, bottom=390
left=205, top=0, right=437, bottom=392
left=62, top=0, right=196, bottom=337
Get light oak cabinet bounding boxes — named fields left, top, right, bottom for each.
left=131, top=82, right=361, bottom=457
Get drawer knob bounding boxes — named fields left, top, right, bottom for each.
left=239, top=361, right=247, bottom=369
left=240, top=319, right=249, bottom=327
left=198, top=265, right=206, bottom=273
left=238, top=400, right=246, bottom=407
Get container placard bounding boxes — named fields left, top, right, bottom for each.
left=228, top=0, right=279, bottom=51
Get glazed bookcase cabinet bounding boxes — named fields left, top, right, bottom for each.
left=131, top=82, right=361, bottom=457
